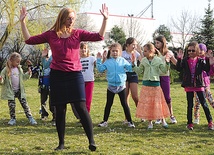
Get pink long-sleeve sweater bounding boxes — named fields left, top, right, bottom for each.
left=25, top=29, right=103, bottom=72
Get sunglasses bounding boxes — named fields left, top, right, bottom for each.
left=187, top=50, right=196, bottom=52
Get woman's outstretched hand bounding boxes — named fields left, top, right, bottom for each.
left=20, top=6, right=27, bottom=22
left=100, top=3, right=109, bottom=20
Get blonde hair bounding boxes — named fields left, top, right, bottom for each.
left=6, top=52, right=21, bottom=77
left=49, top=8, right=76, bottom=37
left=143, top=42, right=161, bottom=56
left=80, top=42, right=90, bottom=57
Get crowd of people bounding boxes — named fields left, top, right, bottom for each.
left=1, top=3, right=214, bottom=152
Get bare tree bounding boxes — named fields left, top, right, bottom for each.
left=75, top=13, right=105, bottom=55
left=120, top=17, right=151, bottom=46
left=170, top=10, right=200, bottom=49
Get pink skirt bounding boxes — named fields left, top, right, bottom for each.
left=136, top=86, right=170, bottom=120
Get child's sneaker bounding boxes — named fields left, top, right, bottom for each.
left=41, top=116, right=48, bottom=121
left=127, top=122, right=135, bottom=128
left=8, top=119, right=16, bottom=125
left=141, top=119, right=146, bottom=122
left=170, top=116, right=177, bottom=124
left=98, top=121, right=108, bottom=127
left=28, top=117, right=37, bottom=125
left=155, top=119, right=161, bottom=124
left=162, top=122, right=169, bottom=129
left=208, top=121, right=214, bottom=130
left=187, top=123, right=194, bottom=130
left=148, top=124, right=153, bottom=129
left=194, top=118, right=200, bottom=124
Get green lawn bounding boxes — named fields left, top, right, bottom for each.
left=0, top=78, right=214, bottom=155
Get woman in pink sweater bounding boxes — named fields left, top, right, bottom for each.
left=20, top=4, right=109, bottom=151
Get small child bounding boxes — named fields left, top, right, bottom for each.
left=133, top=43, right=170, bottom=129
left=80, top=42, right=96, bottom=113
left=96, top=43, right=135, bottom=128
left=71, top=42, right=96, bottom=121
left=0, top=52, right=37, bottom=125
left=176, top=41, right=213, bottom=130
left=193, top=43, right=214, bottom=124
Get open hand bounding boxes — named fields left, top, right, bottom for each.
left=20, top=6, right=27, bottom=22
left=206, top=50, right=213, bottom=58
left=26, top=60, right=32, bottom=66
left=42, top=48, right=48, bottom=57
left=97, top=52, right=102, bottom=59
left=177, top=49, right=184, bottom=59
left=100, top=3, right=109, bottom=20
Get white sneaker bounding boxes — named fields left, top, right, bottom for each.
left=8, top=119, right=16, bottom=125
left=155, top=119, right=161, bottom=124
left=194, top=118, right=199, bottom=124
left=148, top=124, right=153, bottom=129
left=127, top=122, right=135, bottom=128
left=98, top=121, right=108, bottom=127
left=141, top=119, right=146, bottom=122
left=170, top=116, right=177, bottom=124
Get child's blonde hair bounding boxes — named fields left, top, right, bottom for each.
left=143, top=42, right=161, bottom=56
left=80, top=42, right=90, bottom=57
left=6, top=52, right=21, bottom=77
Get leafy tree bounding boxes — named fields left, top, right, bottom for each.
left=191, top=1, right=214, bottom=50
left=105, top=25, right=126, bottom=47
left=0, top=0, right=86, bottom=69
left=0, top=0, right=86, bottom=50
left=152, top=25, right=172, bottom=42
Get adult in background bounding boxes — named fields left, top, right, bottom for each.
left=20, top=4, right=108, bottom=151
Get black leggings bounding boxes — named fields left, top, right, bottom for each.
left=186, top=91, right=212, bottom=124
left=55, top=101, right=95, bottom=146
left=103, top=89, right=132, bottom=122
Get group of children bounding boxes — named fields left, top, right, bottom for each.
left=95, top=37, right=214, bottom=130
left=0, top=37, right=214, bottom=131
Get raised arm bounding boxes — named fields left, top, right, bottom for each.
left=20, top=6, right=31, bottom=41
left=99, top=3, right=109, bottom=37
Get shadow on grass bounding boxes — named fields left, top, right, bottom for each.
left=1, top=118, right=214, bottom=138
left=92, top=120, right=214, bottom=139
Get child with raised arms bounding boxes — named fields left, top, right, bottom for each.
left=133, top=43, right=170, bottom=129
left=193, top=43, right=214, bottom=124
left=96, top=43, right=135, bottom=128
left=176, top=41, right=213, bottom=130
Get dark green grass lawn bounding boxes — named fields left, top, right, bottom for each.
left=0, top=78, right=214, bottom=155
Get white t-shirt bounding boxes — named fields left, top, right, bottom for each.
left=11, top=67, right=20, bottom=91
left=122, top=50, right=140, bottom=65
left=80, top=56, right=96, bottom=82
